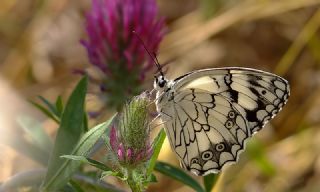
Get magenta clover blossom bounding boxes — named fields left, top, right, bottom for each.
left=81, top=0, right=165, bottom=110
left=110, top=125, right=153, bottom=165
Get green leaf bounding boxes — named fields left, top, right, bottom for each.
left=41, top=113, right=116, bottom=191
left=38, top=95, right=59, bottom=117
left=29, top=100, right=59, bottom=123
left=68, top=180, right=85, bottom=192
left=83, top=112, right=89, bottom=132
left=55, top=96, right=64, bottom=117
left=155, top=161, right=205, bottom=192
left=16, top=115, right=53, bottom=154
left=203, top=173, right=219, bottom=192
left=147, top=174, right=157, bottom=183
left=41, top=76, right=88, bottom=191
left=101, top=171, right=125, bottom=181
left=146, top=128, right=166, bottom=176
left=74, top=173, right=124, bottom=192
left=101, top=171, right=120, bottom=178
left=61, top=155, right=111, bottom=172
left=61, top=184, right=77, bottom=192
left=247, top=139, right=276, bottom=177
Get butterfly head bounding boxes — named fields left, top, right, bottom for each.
left=154, top=75, right=168, bottom=90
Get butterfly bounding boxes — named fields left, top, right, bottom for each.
left=153, top=67, right=290, bottom=176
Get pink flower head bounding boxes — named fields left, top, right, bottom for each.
left=117, top=143, right=125, bottom=161
left=109, top=130, right=153, bottom=165
left=108, top=93, right=153, bottom=166
left=126, top=148, right=134, bottom=161
left=82, top=0, right=166, bottom=109
left=109, top=125, right=118, bottom=152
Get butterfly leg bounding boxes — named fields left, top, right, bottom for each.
left=148, top=114, right=162, bottom=131
left=149, top=113, right=161, bottom=125
left=148, top=111, right=173, bottom=131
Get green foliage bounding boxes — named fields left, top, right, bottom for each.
left=10, top=77, right=221, bottom=192
left=9, top=76, right=221, bottom=192
left=146, top=129, right=166, bottom=176
left=68, top=180, right=85, bottom=192
left=30, top=99, right=60, bottom=123
left=41, top=76, right=88, bottom=191
left=38, top=95, right=60, bottom=117
left=55, top=95, right=64, bottom=117
left=247, top=139, right=276, bottom=177
left=203, top=173, right=219, bottom=192
left=155, top=161, right=205, bottom=192
left=41, top=114, right=116, bottom=191
left=61, top=155, right=112, bottom=172
left=29, top=93, right=65, bottom=124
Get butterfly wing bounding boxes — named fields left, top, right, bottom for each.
left=158, top=67, right=290, bottom=176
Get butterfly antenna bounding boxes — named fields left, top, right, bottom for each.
left=152, top=52, right=164, bottom=75
left=132, top=31, right=164, bottom=76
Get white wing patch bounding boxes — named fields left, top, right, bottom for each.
left=157, top=68, right=290, bottom=176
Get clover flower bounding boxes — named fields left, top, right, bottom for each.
left=109, top=92, right=152, bottom=167
left=81, top=0, right=165, bottom=110
left=105, top=92, right=154, bottom=191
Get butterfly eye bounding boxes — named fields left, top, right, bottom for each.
left=158, top=80, right=166, bottom=88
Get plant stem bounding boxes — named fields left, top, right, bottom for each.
left=127, top=169, right=142, bottom=192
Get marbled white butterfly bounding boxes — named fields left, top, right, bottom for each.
left=154, top=67, right=290, bottom=176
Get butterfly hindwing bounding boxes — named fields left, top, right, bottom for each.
left=169, top=90, right=250, bottom=175
left=157, top=67, right=290, bottom=176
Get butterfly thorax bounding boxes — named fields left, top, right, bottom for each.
left=154, top=75, right=175, bottom=112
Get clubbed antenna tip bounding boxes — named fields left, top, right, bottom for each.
left=132, top=31, right=164, bottom=76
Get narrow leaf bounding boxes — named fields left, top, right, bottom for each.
left=68, top=180, right=85, bottom=192
left=155, top=161, right=204, bottom=192
left=42, top=76, right=88, bottom=191
left=38, top=96, right=59, bottom=117
left=55, top=96, right=64, bottom=117
left=146, top=128, right=166, bottom=176
left=83, top=112, right=89, bottom=132
left=61, top=155, right=111, bottom=172
left=73, top=173, right=125, bottom=192
left=101, top=171, right=123, bottom=180
left=41, top=114, right=117, bottom=191
left=29, top=100, right=59, bottom=123
left=203, top=173, right=219, bottom=192
left=147, top=174, right=157, bottom=183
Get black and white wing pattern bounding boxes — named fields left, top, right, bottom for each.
left=157, top=67, right=290, bottom=176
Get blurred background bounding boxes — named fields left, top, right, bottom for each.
left=1, top=0, right=320, bottom=191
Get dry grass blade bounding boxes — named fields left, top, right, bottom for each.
left=275, top=8, right=320, bottom=76
left=160, top=0, right=320, bottom=61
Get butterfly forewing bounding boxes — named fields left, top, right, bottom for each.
left=157, top=67, right=290, bottom=176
